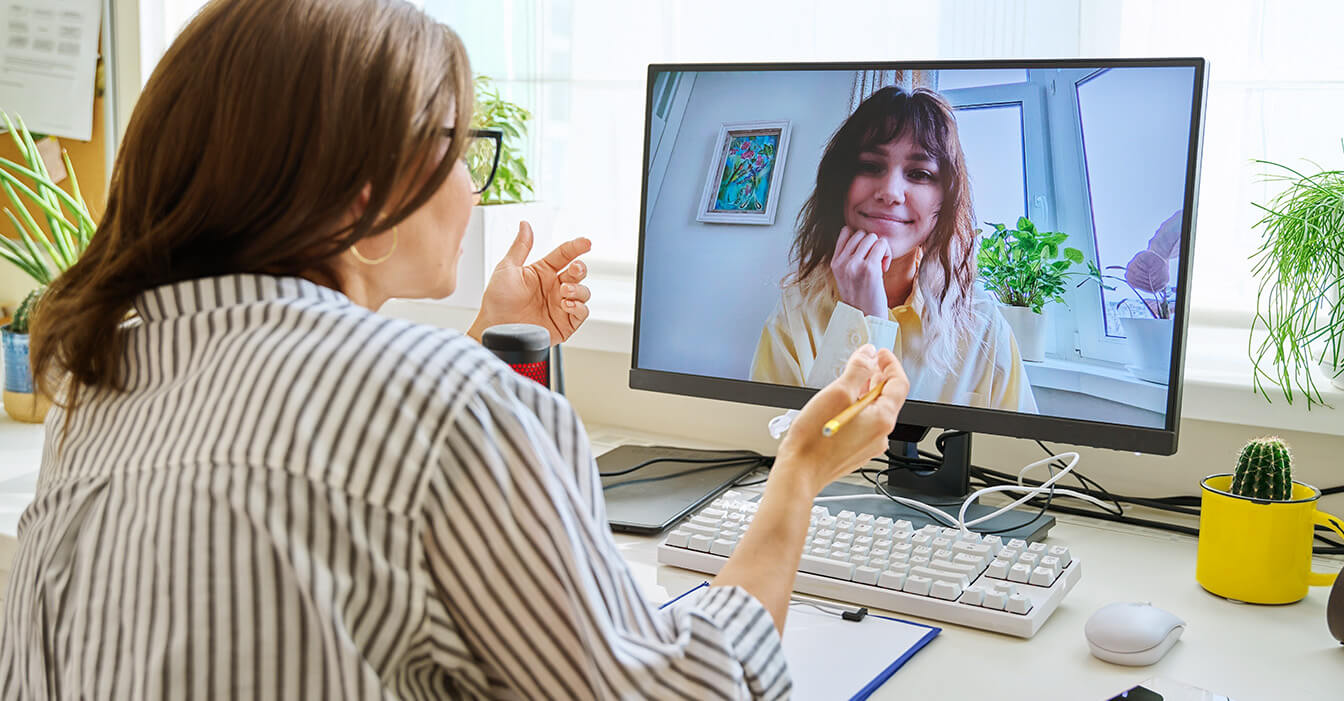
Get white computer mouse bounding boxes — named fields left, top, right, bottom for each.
left=1084, top=602, right=1185, bottom=666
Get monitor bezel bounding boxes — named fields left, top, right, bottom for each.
left=631, top=57, right=1208, bottom=456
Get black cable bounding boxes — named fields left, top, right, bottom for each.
left=598, top=454, right=762, bottom=479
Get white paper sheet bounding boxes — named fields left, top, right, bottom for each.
left=0, top=0, right=101, bottom=140
left=665, top=584, right=939, bottom=700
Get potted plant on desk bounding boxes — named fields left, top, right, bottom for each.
left=445, top=75, right=556, bottom=308
left=976, top=216, right=1086, bottom=362
left=0, top=112, right=97, bottom=423
left=1248, top=155, right=1344, bottom=406
left=1197, top=437, right=1343, bottom=604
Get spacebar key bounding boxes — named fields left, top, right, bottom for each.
left=799, top=554, right=855, bottom=581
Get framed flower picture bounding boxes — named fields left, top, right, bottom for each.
left=696, top=120, right=792, bottom=225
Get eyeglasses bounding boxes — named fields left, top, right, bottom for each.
left=442, top=127, right=503, bottom=195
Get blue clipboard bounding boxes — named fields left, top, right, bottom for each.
left=661, top=582, right=939, bottom=700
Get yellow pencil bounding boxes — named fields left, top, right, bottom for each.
left=822, top=380, right=887, bottom=437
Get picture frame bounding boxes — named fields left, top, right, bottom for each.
left=695, top=120, right=792, bottom=225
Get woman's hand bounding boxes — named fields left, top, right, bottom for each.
left=830, top=226, right=891, bottom=318
left=775, top=344, right=909, bottom=497
left=469, top=222, right=592, bottom=344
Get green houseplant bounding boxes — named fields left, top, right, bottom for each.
left=471, top=75, right=534, bottom=205
left=1249, top=156, right=1344, bottom=407
left=977, top=216, right=1085, bottom=361
left=447, top=76, right=551, bottom=309
left=0, top=111, right=97, bottom=422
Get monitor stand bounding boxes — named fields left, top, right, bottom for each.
left=814, top=426, right=1055, bottom=542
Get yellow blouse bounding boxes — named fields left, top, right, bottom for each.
left=749, top=284, right=1038, bottom=413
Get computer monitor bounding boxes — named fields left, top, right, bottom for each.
left=631, top=59, right=1206, bottom=535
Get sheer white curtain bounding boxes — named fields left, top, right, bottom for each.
left=850, top=70, right=940, bottom=113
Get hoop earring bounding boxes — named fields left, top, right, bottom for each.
left=351, top=227, right=398, bottom=265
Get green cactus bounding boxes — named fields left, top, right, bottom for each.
left=9, top=287, right=42, bottom=334
left=1230, top=436, right=1293, bottom=501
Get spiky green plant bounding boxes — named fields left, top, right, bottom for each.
left=1230, top=437, right=1294, bottom=501
left=0, top=111, right=97, bottom=287
left=8, top=286, right=41, bottom=334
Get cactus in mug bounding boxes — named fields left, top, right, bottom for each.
left=1230, top=437, right=1293, bottom=501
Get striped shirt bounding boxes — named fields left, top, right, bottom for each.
left=0, top=274, right=789, bottom=699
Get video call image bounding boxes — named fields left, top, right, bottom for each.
left=637, top=65, right=1198, bottom=429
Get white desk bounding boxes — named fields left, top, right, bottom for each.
left=0, top=418, right=1339, bottom=699
left=588, top=426, right=1344, bottom=701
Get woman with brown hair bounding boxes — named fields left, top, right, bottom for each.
left=751, top=86, right=1037, bottom=413
left=0, top=1, right=909, bottom=698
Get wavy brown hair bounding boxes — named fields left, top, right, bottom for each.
left=32, top=0, right=472, bottom=411
left=788, top=86, right=979, bottom=372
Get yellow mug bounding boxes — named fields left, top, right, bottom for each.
left=1197, top=474, right=1342, bottom=604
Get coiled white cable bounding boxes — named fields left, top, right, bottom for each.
left=814, top=450, right=1117, bottom=534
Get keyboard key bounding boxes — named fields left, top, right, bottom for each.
left=710, top=538, right=736, bottom=557
left=1027, top=541, right=1048, bottom=554
left=910, top=565, right=969, bottom=590
left=1007, top=539, right=1028, bottom=550
left=982, top=590, right=1007, bottom=610
left=857, top=513, right=875, bottom=524
left=875, top=516, right=894, bottom=527
left=931, top=581, right=962, bottom=600
left=1018, top=552, right=1040, bottom=567
left=800, top=554, right=855, bottom=580
left=809, top=547, right=829, bottom=558
left=1008, top=563, right=1033, bottom=583
left=838, top=510, right=857, bottom=521
left=878, top=569, right=907, bottom=591
left=902, top=575, right=933, bottom=596
left=1047, top=545, right=1072, bottom=567
left=894, top=519, right=913, bottom=531
left=986, top=559, right=1010, bottom=579
left=829, top=550, right=851, bottom=562
left=689, top=535, right=713, bottom=552
left=1029, top=566, right=1055, bottom=587
left=681, top=523, right=720, bottom=539
left=854, top=566, right=882, bottom=585
left=1039, top=555, right=1062, bottom=577
left=665, top=530, right=690, bottom=548
left=930, top=559, right=979, bottom=579
left=982, top=535, right=1004, bottom=554
left=959, top=586, right=985, bottom=606
left=1006, top=594, right=1033, bottom=615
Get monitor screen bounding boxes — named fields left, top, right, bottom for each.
left=633, top=60, right=1206, bottom=455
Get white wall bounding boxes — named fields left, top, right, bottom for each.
left=637, top=70, right=853, bottom=379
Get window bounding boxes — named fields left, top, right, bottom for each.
left=130, top=1, right=1344, bottom=328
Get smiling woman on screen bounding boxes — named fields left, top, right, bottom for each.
left=751, top=86, right=1037, bottom=413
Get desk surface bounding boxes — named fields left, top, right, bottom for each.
left=587, top=426, right=1344, bottom=701
left=0, top=418, right=1339, bottom=699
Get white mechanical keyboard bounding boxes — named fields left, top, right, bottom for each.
left=657, top=490, right=1082, bottom=638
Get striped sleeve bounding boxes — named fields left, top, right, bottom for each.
left=421, top=370, right=790, bottom=700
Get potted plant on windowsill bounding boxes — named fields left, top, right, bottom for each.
left=1081, top=209, right=1182, bottom=384
left=0, top=112, right=97, bottom=423
left=976, top=216, right=1086, bottom=362
left=1248, top=155, right=1344, bottom=407
left=443, top=75, right=555, bottom=308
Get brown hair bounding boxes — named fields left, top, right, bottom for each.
left=788, top=86, right=979, bottom=372
left=32, top=0, right=472, bottom=410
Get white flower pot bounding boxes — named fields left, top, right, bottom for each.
left=1121, top=316, right=1174, bottom=384
left=440, top=202, right=557, bottom=309
left=998, top=304, right=1046, bottom=362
